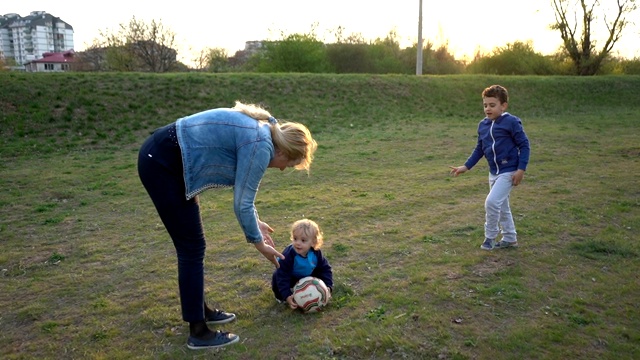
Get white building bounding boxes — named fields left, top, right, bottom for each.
left=0, top=11, right=74, bottom=65
left=24, top=50, right=76, bottom=72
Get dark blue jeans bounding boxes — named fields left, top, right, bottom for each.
left=137, top=124, right=206, bottom=322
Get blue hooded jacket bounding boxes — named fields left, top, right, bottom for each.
left=464, top=112, right=530, bottom=175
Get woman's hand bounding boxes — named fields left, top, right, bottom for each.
left=254, top=241, right=284, bottom=268
left=259, top=221, right=275, bottom=247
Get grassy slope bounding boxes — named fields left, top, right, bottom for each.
left=1, top=73, right=639, bottom=359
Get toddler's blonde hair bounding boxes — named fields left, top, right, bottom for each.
left=291, top=219, right=324, bottom=250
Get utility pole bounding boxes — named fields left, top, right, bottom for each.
left=416, top=0, right=423, bottom=75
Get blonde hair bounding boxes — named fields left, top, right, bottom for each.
left=233, top=101, right=317, bottom=172
left=291, top=219, right=324, bottom=250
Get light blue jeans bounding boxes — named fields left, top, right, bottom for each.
left=484, top=171, right=517, bottom=242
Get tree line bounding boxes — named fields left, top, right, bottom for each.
left=68, top=0, right=638, bottom=75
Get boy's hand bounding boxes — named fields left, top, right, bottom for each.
left=449, top=165, right=468, bottom=177
left=512, top=169, right=525, bottom=186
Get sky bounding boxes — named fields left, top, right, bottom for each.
left=7, top=0, right=640, bottom=64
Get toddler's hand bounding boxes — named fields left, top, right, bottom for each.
left=286, top=295, right=298, bottom=309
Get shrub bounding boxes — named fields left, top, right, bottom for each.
left=467, top=41, right=555, bottom=75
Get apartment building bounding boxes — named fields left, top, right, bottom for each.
left=0, top=11, right=74, bottom=65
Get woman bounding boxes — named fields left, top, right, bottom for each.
left=137, top=101, right=317, bottom=350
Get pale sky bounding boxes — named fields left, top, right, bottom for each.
left=7, top=1, right=640, bottom=64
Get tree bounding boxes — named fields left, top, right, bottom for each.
left=191, top=47, right=228, bottom=72
left=191, top=48, right=209, bottom=71
left=551, top=0, right=638, bottom=75
left=93, top=17, right=179, bottom=72
left=76, top=39, right=109, bottom=71
left=419, top=43, right=465, bottom=75
left=330, top=26, right=367, bottom=45
left=325, top=26, right=371, bottom=73
left=128, top=18, right=178, bottom=72
left=255, top=33, right=331, bottom=73
left=367, top=31, right=406, bottom=74
left=326, top=43, right=371, bottom=73
left=467, top=41, right=555, bottom=75
left=206, top=48, right=229, bottom=73
left=0, top=56, right=19, bottom=71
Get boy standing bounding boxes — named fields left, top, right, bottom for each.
left=450, top=85, right=530, bottom=250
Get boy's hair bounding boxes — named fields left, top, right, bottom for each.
left=482, top=85, right=509, bottom=104
left=291, top=219, right=324, bottom=250
left=233, top=101, right=317, bottom=172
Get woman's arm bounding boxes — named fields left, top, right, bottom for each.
left=233, top=144, right=271, bottom=243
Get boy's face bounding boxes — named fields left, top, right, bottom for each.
left=482, top=96, right=508, bottom=120
left=291, top=229, right=314, bottom=256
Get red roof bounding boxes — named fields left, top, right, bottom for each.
left=32, top=50, right=76, bottom=63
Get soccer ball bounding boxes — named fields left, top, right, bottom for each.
left=292, top=276, right=330, bottom=313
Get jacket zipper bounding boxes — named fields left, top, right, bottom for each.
left=490, top=121, right=499, bottom=174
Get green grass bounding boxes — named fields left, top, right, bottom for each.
left=1, top=73, right=639, bottom=359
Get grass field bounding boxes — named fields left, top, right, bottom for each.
left=1, top=73, right=639, bottom=359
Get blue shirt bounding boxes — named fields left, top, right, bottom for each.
left=292, top=251, right=317, bottom=279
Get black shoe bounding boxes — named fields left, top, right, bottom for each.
left=187, top=331, right=239, bottom=350
left=206, top=309, right=236, bottom=324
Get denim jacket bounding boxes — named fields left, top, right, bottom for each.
left=175, top=108, right=274, bottom=243
left=464, top=112, right=530, bottom=175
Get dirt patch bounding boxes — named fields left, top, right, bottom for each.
left=0, top=100, right=17, bottom=114
left=470, top=256, right=515, bottom=277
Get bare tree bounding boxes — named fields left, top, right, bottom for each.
left=125, top=17, right=178, bottom=72
left=551, top=0, right=638, bottom=75
left=190, top=47, right=229, bottom=72
left=92, top=16, right=179, bottom=72
left=330, top=26, right=367, bottom=44
left=191, top=48, right=209, bottom=71
left=77, top=39, right=111, bottom=71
